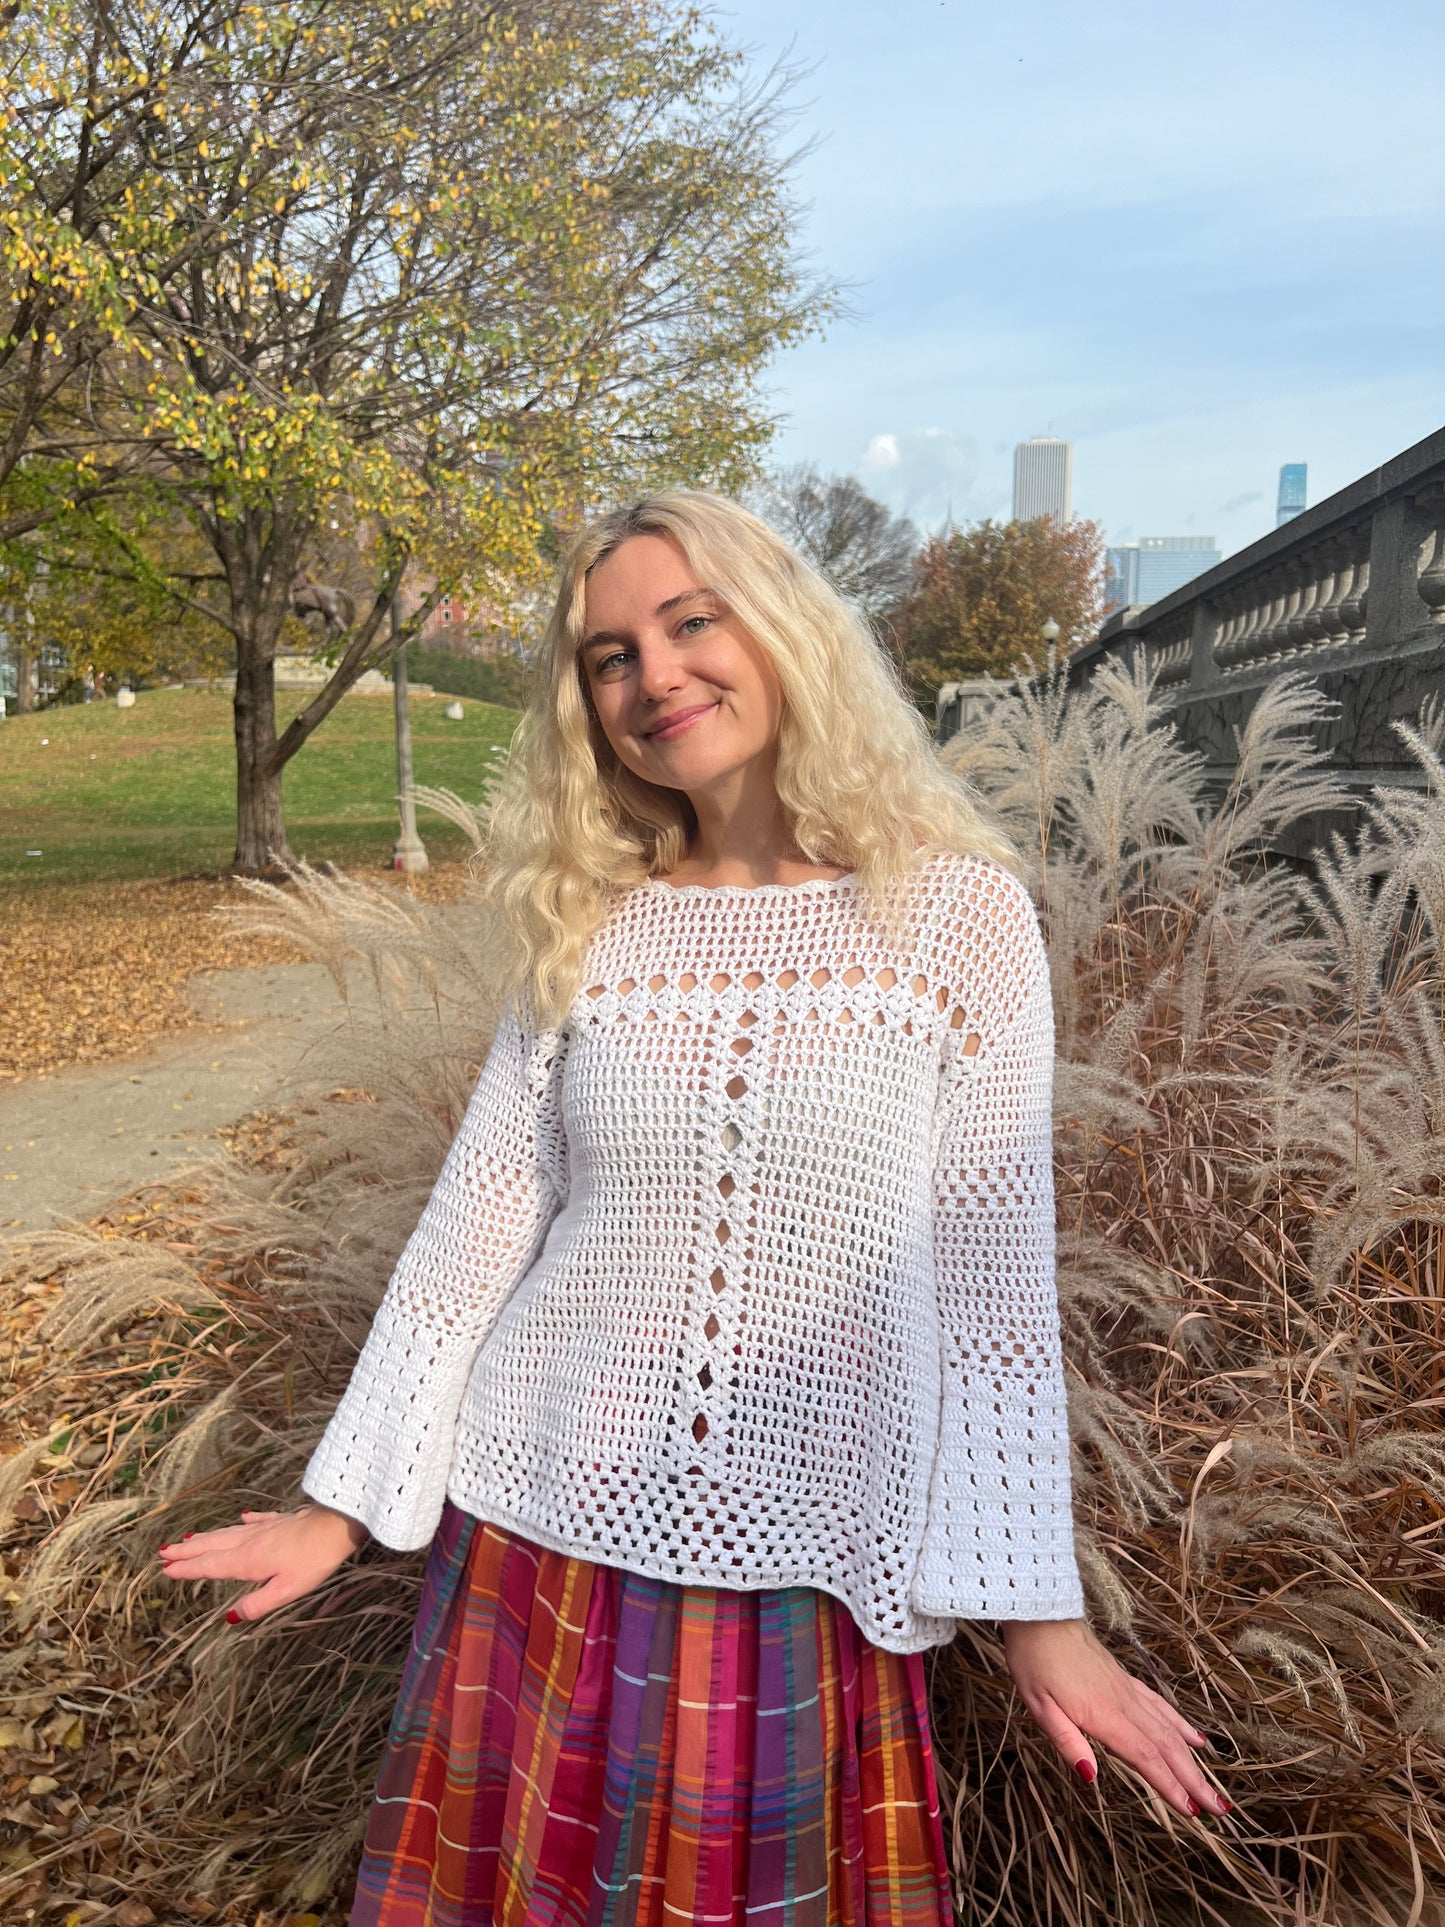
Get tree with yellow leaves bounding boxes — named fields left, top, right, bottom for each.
left=4, top=0, right=833, bottom=868
left=0, top=1, right=336, bottom=543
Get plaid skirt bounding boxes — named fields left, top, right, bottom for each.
left=347, top=1500, right=953, bottom=1927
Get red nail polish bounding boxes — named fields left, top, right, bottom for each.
left=184, top=1532, right=194, bottom=1540
left=225, top=1609, right=240, bottom=1624
left=1186, top=1797, right=1200, bottom=1815
left=1218, top=1797, right=1232, bottom=1813
left=1074, top=1759, right=1096, bottom=1783
left=159, top=1543, right=169, bottom=1552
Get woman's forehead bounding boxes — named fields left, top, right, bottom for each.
left=582, top=532, right=711, bottom=624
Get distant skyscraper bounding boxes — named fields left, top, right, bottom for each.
left=1012, top=438, right=1073, bottom=521
left=1105, top=535, right=1222, bottom=613
left=1277, top=463, right=1307, bottom=527
left=1104, top=547, right=1134, bottom=610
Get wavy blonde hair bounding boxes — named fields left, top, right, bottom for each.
left=479, top=488, right=1021, bottom=1027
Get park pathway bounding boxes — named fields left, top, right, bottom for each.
left=0, top=960, right=382, bottom=1235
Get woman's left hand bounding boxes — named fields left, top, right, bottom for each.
left=1001, top=1618, right=1231, bottom=1820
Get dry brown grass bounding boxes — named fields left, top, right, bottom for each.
left=3, top=674, right=1445, bottom=1926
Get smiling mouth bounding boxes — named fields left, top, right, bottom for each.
left=646, top=702, right=718, bottom=740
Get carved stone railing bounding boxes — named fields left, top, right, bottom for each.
left=936, top=425, right=1445, bottom=850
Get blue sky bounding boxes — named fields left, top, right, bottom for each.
left=717, top=0, right=1445, bottom=559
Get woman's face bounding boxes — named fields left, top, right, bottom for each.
left=578, top=532, right=784, bottom=794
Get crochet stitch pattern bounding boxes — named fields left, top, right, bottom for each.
left=301, top=848, right=1085, bottom=1652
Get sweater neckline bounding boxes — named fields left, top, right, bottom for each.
left=643, top=870, right=860, bottom=899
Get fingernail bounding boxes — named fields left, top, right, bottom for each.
left=1186, top=1797, right=1200, bottom=1815
left=225, top=1609, right=240, bottom=1624
left=1218, top=1796, right=1232, bottom=1813
left=159, top=1542, right=169, bottom=1552
left=1073, top=1759, right=1096, bottom=1783
left=184, top=1532, right=194, bottom=1540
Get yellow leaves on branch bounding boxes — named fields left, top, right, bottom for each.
left=4, top=0, right=828, bottom=613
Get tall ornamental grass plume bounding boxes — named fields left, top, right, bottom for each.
left=3, top=683, right=1445, bottom=1925
left=931, top=658, right=1445, bottom=1927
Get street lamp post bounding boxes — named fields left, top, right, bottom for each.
left=390, top=587, right=429, bottom=876
left=1041, top=615, right=1061, bottom=648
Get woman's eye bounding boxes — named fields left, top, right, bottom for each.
left=680, top=615, right=711, bottom=636
left=596, top=652, right=628, bottom=674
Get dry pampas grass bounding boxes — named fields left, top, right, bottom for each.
left=4, top=672, right=1445, bottom=1926
left=932, top=660, right=1445, bottom=1927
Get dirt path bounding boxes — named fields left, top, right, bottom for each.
left=0, top=959, right=381, bottom=1233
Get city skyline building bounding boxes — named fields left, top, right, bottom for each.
left=1105, top=535, right=1222, bottom=614
left=1277, top=463, right=1308, bottom=527
left=1012, top=437, right=1073, bottom=522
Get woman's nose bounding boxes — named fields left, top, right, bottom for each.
left=635, top=642, right=686, bottom=700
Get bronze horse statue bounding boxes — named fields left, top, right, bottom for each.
left=289, top=568, right=356, bottom=639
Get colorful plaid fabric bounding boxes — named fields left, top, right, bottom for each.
left=348, top=1502, right=954, bottom=1927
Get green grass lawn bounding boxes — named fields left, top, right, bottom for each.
left=0, top=683, right=522, bottom=887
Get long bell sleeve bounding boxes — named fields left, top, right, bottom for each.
left=910, top=878, right=1085, bottom=1624
left=300, top=993, right=570, bottom=1550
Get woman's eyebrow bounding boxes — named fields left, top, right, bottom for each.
left=581, top=587, right=718, bottom=654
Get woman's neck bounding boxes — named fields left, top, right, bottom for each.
left=655, top=852, right=852, bottom=889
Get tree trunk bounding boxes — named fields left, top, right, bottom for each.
left=13, top=642, right=34, bottom=714
left=223, top=512, right=306, bottom=873
left=232, top=637, right=294, bottom=872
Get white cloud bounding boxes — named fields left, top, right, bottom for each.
left=858, top=427, right=986, bottom=531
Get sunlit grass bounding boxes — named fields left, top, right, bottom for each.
left=0, top=684, right=520, bottom=886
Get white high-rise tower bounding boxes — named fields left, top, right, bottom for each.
left=1012, top=438, right=1073, bottom=522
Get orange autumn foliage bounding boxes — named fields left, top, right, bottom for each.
left=891, top=513, right=1107, bottom=704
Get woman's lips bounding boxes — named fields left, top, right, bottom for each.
left=646, top=701, right=718, bottom=741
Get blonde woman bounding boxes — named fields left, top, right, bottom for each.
left=159, top=490, right=1230, bottom=1925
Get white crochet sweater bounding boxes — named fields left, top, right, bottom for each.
left=300, top=848, right=1085, bottom=1652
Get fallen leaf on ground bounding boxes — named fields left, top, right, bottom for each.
left=0, top=864, right=473, bottom=1087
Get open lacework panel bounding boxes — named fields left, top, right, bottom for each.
left=920, top=861, right=1062, bottom=1597
left=567, top=872, right=993, bottom=1565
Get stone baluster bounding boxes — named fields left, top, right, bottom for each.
left=1254, top=580, right=1291, bottom=661
left=1215, top=596, right=1252, bottom=670
left=1278, top=577, right=1310, bottom=654
left=1150, top=622, right=1191, bottom=685
left=1315, top=549, right=1357, bottom=646
left=1284, top=561, right=1328, bottom=650
left=1298, top=548, right=1340, bottom=649
left=1222, top=589, right=1269, bottom=670
left=1271, top=574, right=1310, bottom=659
left=1233, top=590, right=1269, bottom=665
left=1212, top=603, right=1242, bottom=670
left=1337, top=556, right=1369, bottom=641
left=1250, top=593, right=1277, bottom=659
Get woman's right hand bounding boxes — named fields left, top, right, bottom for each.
left=156, top=1504, right=369, bottom=1622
